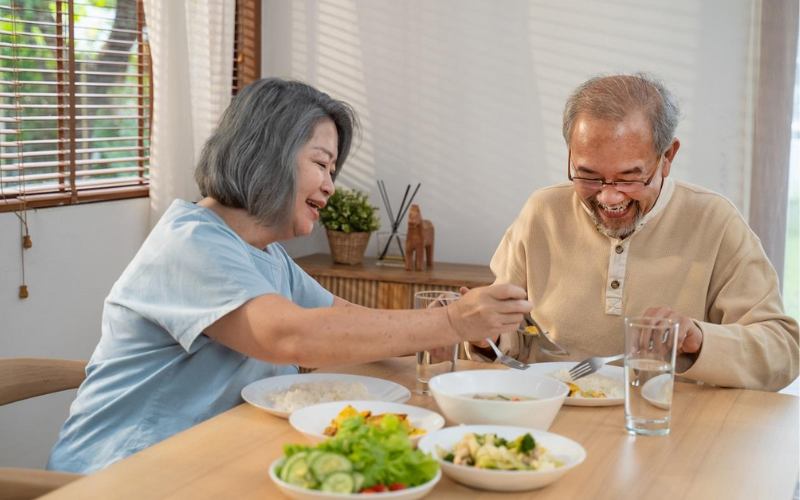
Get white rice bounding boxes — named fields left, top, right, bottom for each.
left=547, top=368, right=622, bottom=398
left=265, top=380, right=374, bottom=412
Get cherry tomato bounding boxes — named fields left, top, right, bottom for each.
left=389, top=483, right=407, bottom=491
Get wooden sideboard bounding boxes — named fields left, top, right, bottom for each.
left=295, top=253, right=495, bottom=309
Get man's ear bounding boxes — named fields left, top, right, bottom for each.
left=661, top=138, right=680, bottom=177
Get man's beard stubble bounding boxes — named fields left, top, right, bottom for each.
left=587, top=198, right=643, bottom=240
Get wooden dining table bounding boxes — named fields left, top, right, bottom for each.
left=41, top=357, right=799, bottom=500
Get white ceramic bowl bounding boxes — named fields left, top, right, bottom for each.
left=416, top=425, right=586, bottom=492
left=428, top=370, right=568, bottom=429
left=289, top=401, right=445, bottom=446
left=268, top=458, right=442, bottom=500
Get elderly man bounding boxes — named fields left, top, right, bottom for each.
left=472, top=73, right=798, bottom=392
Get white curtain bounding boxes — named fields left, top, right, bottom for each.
left=142, top=0, right=237, bottom=226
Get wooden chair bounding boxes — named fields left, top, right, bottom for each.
left=0, top=358, right=87, bottom=500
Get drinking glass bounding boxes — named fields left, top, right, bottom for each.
left=624, top=316, right=679, bottom=436
left=414, top=291, right=460, bottom=395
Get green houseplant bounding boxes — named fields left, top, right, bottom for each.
left=319, top=189, right=381, bottom=264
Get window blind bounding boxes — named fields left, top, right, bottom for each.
left=0, top=0, right=151, bottom=212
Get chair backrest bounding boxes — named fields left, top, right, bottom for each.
left=0, top=358, right=88, bottom=500
left=0, top=358, right=87, bottom=407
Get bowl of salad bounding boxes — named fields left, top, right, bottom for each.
left=416, top=425, right=586, bottom=492
left=270, top=413, right=441, bottom=499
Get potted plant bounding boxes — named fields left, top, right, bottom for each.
left=319, top=189, right=380, bottom=265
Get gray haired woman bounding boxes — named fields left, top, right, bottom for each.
left=47, top=78, right=531, bottom=474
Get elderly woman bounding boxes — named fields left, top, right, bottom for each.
left=47, top=78, right=530, bottom=474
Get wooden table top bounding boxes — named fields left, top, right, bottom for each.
left=42, top=358, right=799, bottom=500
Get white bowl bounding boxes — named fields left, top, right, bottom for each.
left=416, top=425, right=586, bottom=492
left=428, top=370, right=569, bottom=429
left=289, top=401, right=445, bottom=446
left=268, top=458, right=442, bottom=500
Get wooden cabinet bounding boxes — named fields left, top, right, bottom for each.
left=295, top=253, right=495, bottom=309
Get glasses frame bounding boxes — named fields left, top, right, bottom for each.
left=568, top=149, right=663, bottom=193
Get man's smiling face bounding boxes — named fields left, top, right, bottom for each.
left=569, top=111, right=674, bottom=239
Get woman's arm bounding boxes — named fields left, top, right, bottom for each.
left=204, top=284, right=530, bottom=368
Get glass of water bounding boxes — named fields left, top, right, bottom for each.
left=414, top=291, right=460, bottom=395
left=624, top=316, right=679, bottom=436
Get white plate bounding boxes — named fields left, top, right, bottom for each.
left=241, top=373, right=411, bottom=418
left=268, top=458, right=441, bottom=500
left=289, top=401, right=445, bottom=446
left=524, top=362, right=624, bottom=407
left=417, top=425, right=585, bottom=492
left=641, top=374, right=672, bottom=410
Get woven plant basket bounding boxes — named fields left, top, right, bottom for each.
left=326, top=229, right=372, bottom=265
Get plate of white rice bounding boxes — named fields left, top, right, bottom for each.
left=241, top=373, right=412, bottom=418
left=525, top=362, right=624, bottom=407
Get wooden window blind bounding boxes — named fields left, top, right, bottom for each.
left=0, top=0, right=151, bottom=213
left=233, top=0, right=260, bottom=95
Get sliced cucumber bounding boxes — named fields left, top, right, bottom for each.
left=307, top=450, right=323, bottom=466
left=280, top=452, right=307, bottom=482
left=285, top=457, right=317, bottom=489
left=352, top=472, right=365, bottom=492
left=321, top=471, right=355, bottom=493
left=310, top=452, right=352, bottom=480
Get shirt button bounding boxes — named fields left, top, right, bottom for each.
left=611, top=280, right=620, bottom=289
left=615, top=245, right=624, bottom=254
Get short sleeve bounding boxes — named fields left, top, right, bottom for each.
left=271, top=244, right=334, bottom=309
left=111, top=215, right=275, bottom=352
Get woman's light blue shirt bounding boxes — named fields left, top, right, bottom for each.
left=47, top=200, right=333, bottom=473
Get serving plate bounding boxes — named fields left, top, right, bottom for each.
left=525, top=362, right=624, bottom=407
left=641, top=373, right=672, bottom=410
left=268, top=458, right=441, bottom=500
left=289, top=401, right=444, bottom=446
left=241, top=373, right=411, bottom=418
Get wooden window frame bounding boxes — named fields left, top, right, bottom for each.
left=233, top=0, right=261, bottom=96
left=0, top=0, right=153, bottom=213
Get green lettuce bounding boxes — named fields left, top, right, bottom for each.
left=281, top=414, right=438, bottom=489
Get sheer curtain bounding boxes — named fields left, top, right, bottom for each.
left=142, top=0, right=236, bottom=226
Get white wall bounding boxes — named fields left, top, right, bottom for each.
left=0, top=198, right=150, bottom=468
left=263, top=0, right=757, bottom=264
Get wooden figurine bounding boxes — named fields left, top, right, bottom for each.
left=405, top=204, right=434, bottom=271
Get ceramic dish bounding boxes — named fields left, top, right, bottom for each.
left=428, top=370, right=568, bottom=429
left=268, top=458, right=441, bottom=500
left=525, top=361, right=625, bottom=407
left=416, top=425, right=585, bottom=492
left=289, top=401, right=445, bottom=446
left=641, top=373, right=672, bottom=410
left=241, top=374, right=411, bottom=418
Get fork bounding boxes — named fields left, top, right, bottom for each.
left=520, top=312, right=569, bottom=357
left=484, top=337, right=529, bottom=371
left=568, top=354, right=624, bottom=381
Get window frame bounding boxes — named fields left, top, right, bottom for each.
left=0, top=0, right=153, bottom=213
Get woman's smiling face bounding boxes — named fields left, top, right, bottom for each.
left=285, top=119, right=338, bottom=239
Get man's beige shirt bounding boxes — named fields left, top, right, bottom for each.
left=482, top=178, right=799, bottom=391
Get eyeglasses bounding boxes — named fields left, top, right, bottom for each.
left=568, top=150, right=662, bottom=193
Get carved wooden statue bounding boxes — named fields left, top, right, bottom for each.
left=405, top=204, right=434, bottom=271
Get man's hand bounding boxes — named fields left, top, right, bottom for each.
left=641, top=306, right=703, bottom=354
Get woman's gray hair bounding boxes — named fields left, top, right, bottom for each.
left=562, top=73, right=681, bottom=155
left=195, top=78, right=359, bottom=227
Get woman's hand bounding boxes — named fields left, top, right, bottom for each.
left=447, top=284, right=531, bottom=344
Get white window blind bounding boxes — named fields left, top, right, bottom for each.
left=0, top=0, right=151, bottom=212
